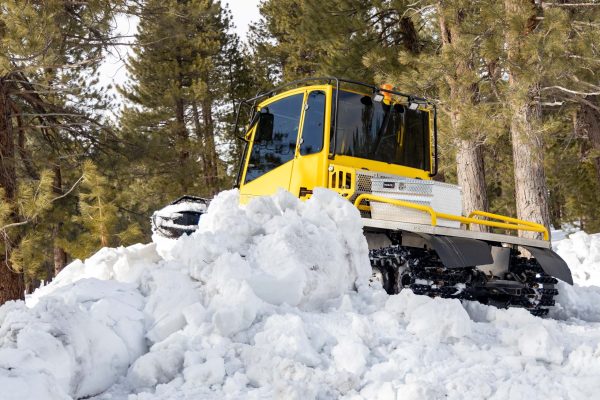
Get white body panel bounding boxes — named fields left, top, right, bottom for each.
left=370, top=177, right=463, bottom=228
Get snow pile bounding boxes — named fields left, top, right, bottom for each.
left=0, top=189, right=370, bottom=399
left=551, top=231, right=600, bottom=322
left=0, top=245, right=156, bottom=399
left=2, top=189, right=600, bottom=400
left=555, top=231, right=600, bottom=287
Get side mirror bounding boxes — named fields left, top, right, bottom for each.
left=360, top=95, right=373, bottom=106
left=256, top=110, right=274, bottom=142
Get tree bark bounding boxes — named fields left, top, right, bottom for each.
left=52, top=165, right=68, bottom=276
left=174, top=97, right=191, bottom=192
left=0, top=76, right=25, bottom=304
left=509, top=97, right=550, bottom=236
left=201, top=99, right=219, bottom=196
left=504, top=0, right=551, bottom=238
left=577, top=100, right=600, bottom=185
left=456, top=139, right=488, bottom=218
left=191, top=100, right=214, bottom=192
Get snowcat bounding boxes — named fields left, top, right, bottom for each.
left=153, top=77, right=572, bottom=316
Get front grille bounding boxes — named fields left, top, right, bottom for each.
left=352, top=170, right=397, bottom=218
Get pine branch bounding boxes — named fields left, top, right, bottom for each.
left=1, top=173, right=83, bottom=232
left=0, top=221, right=29, bottom=231
left=576, top=96, right=600, bottom=112
left=541, top=86, right=600, bottom=96
left=6, top=39, right=54, bottom=62
left=51, top=175, right=84, bottom=203
left=543, top=2, right=600, bottom=7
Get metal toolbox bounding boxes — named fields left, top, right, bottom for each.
left=370, top=177, right=463, bottom=228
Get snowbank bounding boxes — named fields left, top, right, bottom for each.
left=2, top=189, right=600, bottom=400
left=551, top=231, right=600, bottom=322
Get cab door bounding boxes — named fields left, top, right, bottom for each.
left=289, top=89, right=328, bottom=198
left=239, top=92, right=304, bottom=202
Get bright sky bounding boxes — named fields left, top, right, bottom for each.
left=228, top=0, right=262, bottom=40
left=98, top=1, right=262, bottom=115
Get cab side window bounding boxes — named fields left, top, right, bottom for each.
left=245, top=93, right=304, bottom=184
left=300, top=90, right=326, bottom=155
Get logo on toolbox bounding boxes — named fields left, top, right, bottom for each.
left=382, top=181, right=405, bottom=190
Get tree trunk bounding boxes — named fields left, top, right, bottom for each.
left=509, top=98, right=550, bottom=236
left=577, top=100, right=600, bottom=185
left=438, top=3, right=489, bottom=229
left=174, top=97, right=191, bottom=192
left=52, top=165, right=67, bottom=276
left=456, top=139, right=488, bottom=218
left=504, top=0, right=550, bottom=238
left=0, top=76, right=24, bottom=304
left=191, top=100, right=213, bottom=191
left=201, top=99, right=219, bottom=196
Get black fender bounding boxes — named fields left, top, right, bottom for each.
left=414, top=233, right=573, bottom=285
left=524, top=246, right=573, bottom=285
left=417, top=233, right=493, bottom=268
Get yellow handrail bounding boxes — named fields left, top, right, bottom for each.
left=353, top=194, right=549, bottom=241
left=467, top=210, right=549, bottom=240
left=354, top=194, right=439, bottom=225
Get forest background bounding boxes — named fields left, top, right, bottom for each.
left=1, top=0, right=600, bottom=303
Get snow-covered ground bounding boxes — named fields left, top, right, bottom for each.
left=2, top=189, right=600, bottom=400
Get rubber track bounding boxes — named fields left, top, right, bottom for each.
left=369, top=245, right=559, bottom=317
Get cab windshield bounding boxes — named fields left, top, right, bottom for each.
left=333, top=90, right=431, bottom=171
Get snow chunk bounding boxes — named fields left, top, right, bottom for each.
left=127, top=349, right=184, bottom=389
left=517, top=324, right=564, bottom=364
left=254, top=314, right=321, bottom=367
left=163, top=188, right=370, bottom=309
left=0, top=280, right=145, bottom=399
left=183, top=357, right=225, bottom=385
left=387, top=290, right=472, bottom=343
left=556, top=232, right=600, bottom=287
left=332, top=337, right=370, bottom=375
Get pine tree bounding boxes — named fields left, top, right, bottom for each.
left=0, top=0, right=123, bottom=303
left=218, top=35, right=256, bottom=182
left=249, top=0, right=325, bottom=82
left=500, top=1, right=600, bottom=236
left=544, top=3, right=600, bottom=230
left=502, top=0, right=551, bottom=236
left=55, top=161, right=142, bottom=259
left=8, top=170, right=55, bottom=291
left=433, top=1, right=505, bottom=228
left=305, top=0, right=422, bottom=81
left=120, top=0, right=234, bottom=201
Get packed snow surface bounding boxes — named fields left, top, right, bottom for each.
left=2, top=189, right=600, bottom=400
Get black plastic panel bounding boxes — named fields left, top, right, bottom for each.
left=524, top=246, right=574, bottom=285
left=418, top=234, right=493, bottom=268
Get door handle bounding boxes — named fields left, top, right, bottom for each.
left=299, top=187, right=313, bottom=197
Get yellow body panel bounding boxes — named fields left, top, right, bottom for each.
left=330, top=155, right=431, bottom=181
left=238, top=86, right=308, bottom=201
left=240, top=85, right=332, bottom=200
left=239, top=160, right=294, bottom=204
left=289, top=85, right=332, bottom=197
left=237, top=82, right=548, bottom=241
left=239, top=84, right=434, bottom=198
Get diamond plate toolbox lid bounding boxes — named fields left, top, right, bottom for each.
left=371, top=177, right=435, bottom=196
left=371, top=176, right=463, bottom=218
left=372, top=177, right=462, bottom=194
